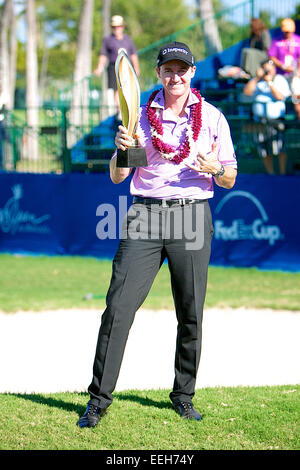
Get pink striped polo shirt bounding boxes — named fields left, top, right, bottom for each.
left=116, top=88, right=237, bottom=199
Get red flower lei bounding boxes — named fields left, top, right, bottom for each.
left=146, top=88, right=202, bottom=164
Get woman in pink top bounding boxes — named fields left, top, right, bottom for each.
left=268, top=18, right=300, bottom=77
left=78, top=42, right=237, bottom=429
left=269, top=18, right=300, bottom=119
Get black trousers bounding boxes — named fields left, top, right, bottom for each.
left=88, top=200, right=214, bottom=408
left=107, top=63, right=117, bottom=90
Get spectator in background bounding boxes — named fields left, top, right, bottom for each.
left=94, top=15, right=140, bottom=114
left=241, top=18, right=271, bottom=78
left=269, top=18, right=300, bottom=77
left=290, top=72, right=300, bottom=120
left=268, top=18, right=300, bottom=119
left=243, top=59, right=291, bottom=175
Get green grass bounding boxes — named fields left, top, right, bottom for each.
left=0, top=253, right=299, bottom=313
left=0, top=254, right=299, bottom=450
left=0, top=386, right=299, bottom=450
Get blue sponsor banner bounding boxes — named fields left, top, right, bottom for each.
left=0, top=172, right=129, bottom=258
left=209, top=174, right=300, bottom=271
left=0, top=171, right=299, bottom=271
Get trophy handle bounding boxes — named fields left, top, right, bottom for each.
left=115, top=49, right=140, bottom=138
left=115, top=49, right=148, bottom=168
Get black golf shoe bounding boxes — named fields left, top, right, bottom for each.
left=172, top=401, right=202, bottom=421
left=77, top=404, right=107, bottom=428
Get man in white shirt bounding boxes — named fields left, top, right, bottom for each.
left=243, top=59, right=291, bottom=174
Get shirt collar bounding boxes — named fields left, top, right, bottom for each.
left=151, top=88, right=200, bottom=110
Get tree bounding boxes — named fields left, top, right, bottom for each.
left=102, top=0, right=110, bottom=37
left=0, top=0, right=16, bottom=109
left=36, top=0, right=102, bottom=83
left=34, top=0, right=193, bottom=92
left=197, top=0, right=222, bottom=55
left=99, top=0, right=112, bottom=119
left=112, top=0, right=194, bottom=90
left=70, top=0, right=94, bottom=137
left=26, top=0, right=39, bottom=159
left=0, top=0, right=11, bottom=108
left=293, top=4, right=300, bottom=20
left=8, top=0, right=16, bottom=108
left=73, top=0, right=94, bottom=87
left=112, top=0, right=193, bottom=49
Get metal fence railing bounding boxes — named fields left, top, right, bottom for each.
left=1, top=0, right=300, bottom=174
left=2, top=99, right=300, bottom=175
left=0, top=102, right=118, bottom=174
left=137, top=0, right=300, bottom=90
left=53, top=0, right=300, bottom=108
left=0, top=107, right=64, bottom=174
left=251, top=0, right=300, bottom=24
left=137, top=1, right=254, bottom=91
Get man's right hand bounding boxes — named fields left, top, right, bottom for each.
left=256, top=67, right=265, bottom=79
left=115, top=125, right=134, bottom=151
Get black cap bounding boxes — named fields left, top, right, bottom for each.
left=157, top=42, right=194, bottom=68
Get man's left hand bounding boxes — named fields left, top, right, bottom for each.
left=185, top=141, right=222, bottom=176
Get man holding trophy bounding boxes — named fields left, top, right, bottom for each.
left=78, top=42, right=237, bottom=428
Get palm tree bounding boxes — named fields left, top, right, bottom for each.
left=197, top=0, right=222, bottom=55
left=100, top=0, right=113, bottom=119
left=8, top=0, right=17, bottom=109
left=26, top=0, right=39, bottom=160
left=0, top=0, right=16, bottom=110
left=70, top=0, right=94, bottom=137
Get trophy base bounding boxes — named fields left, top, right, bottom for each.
left=116, top=147, right=147, bottom=168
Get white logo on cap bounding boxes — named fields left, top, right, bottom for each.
left=162, top=47, right=189, bottom=55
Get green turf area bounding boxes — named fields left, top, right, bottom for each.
left=0, top=386, right=299, bottom=450
left=0, top=253, right=299, bottom=312
left=1, top=254, right=299, bottom=450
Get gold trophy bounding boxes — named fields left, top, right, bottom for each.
left=115, top=49, right=147, bottom=167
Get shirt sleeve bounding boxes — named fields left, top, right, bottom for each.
left=268, top=39, right=278, bottom=58
left=100, top=36, right=109, bottom=56
left=217, top=112, right=238, bottom=168
left=274, top=75, right=291, bottom=98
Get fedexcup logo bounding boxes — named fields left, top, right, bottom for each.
left=214, top=190, right=283, bottom=246
left=0, top=184, right=51, bottom=235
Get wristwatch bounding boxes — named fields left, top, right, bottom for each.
left=214, top=164, right=225, bottom=178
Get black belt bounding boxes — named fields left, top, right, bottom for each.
left=133, top=196, right=207, bottom=207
